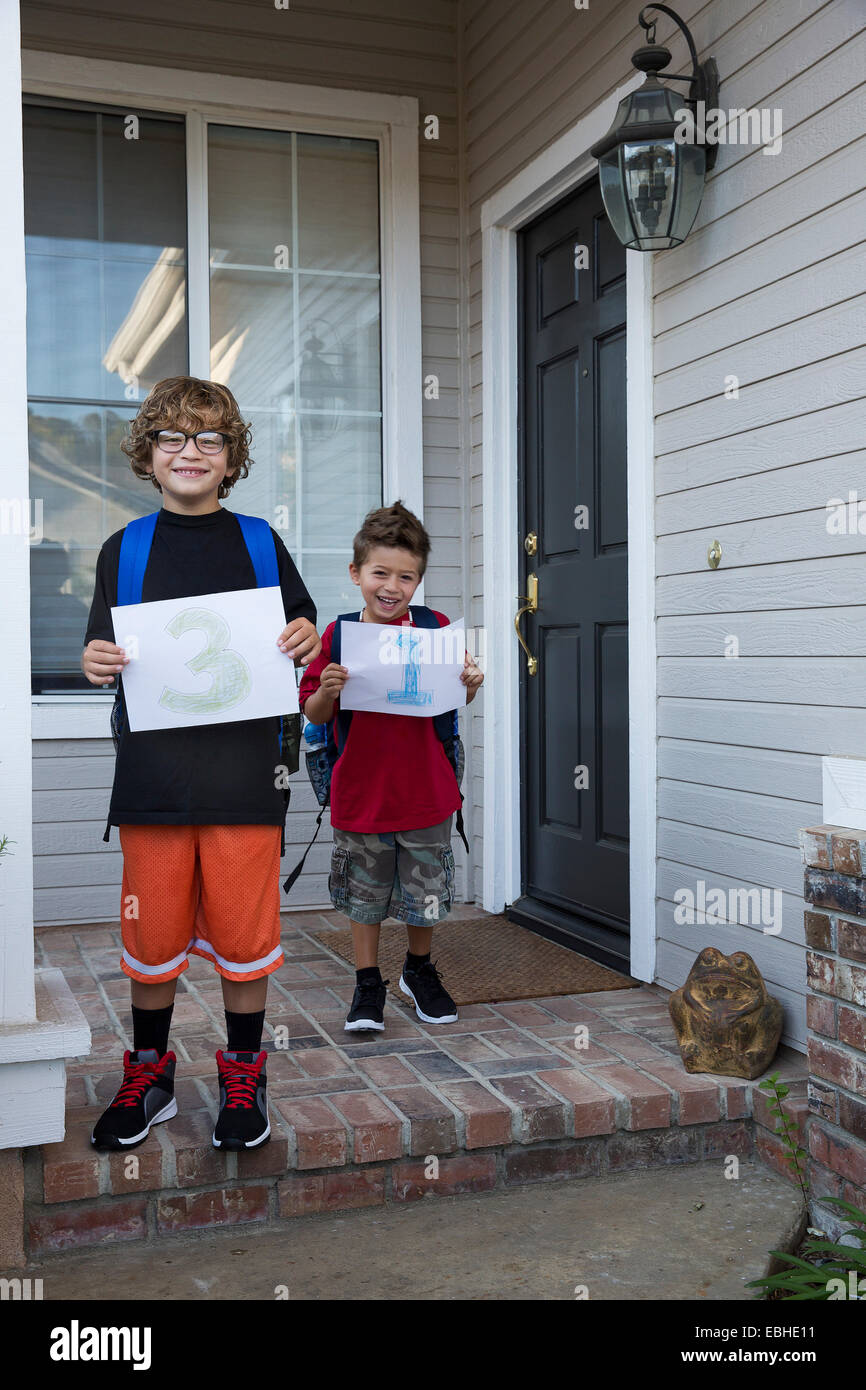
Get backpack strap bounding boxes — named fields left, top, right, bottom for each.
left=234, top=513, right=279, bottom=588
left=329, top=611, right=362, bottom=760
left=234, top=512, right=286, bottom=755
left=107, top=511, right=161, bottom=842
left=117, top=511, right=160, bottom=607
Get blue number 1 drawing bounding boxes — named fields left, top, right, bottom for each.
left=387, top=628, right=433, bottom=706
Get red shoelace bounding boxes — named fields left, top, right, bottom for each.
left=111, top=1056, right=158, bottom=1109
left=219, top=1055, right=262, bottom=1109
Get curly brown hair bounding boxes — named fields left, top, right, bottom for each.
left=121, top=376, right=253, bottom=499
left=352, top=499, right=431, bottom=578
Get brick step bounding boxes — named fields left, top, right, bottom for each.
left=24, top=1119, right=774, bottom=1255
left=25, top=1076, right=811, bottom=1258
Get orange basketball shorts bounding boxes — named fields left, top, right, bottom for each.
left=117, top=824, right=284, bottom=984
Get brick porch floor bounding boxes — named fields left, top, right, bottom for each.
left=26, top=906, right=808, bottom=1257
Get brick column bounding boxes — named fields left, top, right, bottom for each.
left=800, top=825, right=866, bottom=1241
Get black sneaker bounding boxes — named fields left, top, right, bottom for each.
left=344, top=974, right=389, bottom=1032
left=212, top=1050, right=270, bottom=1150
left=399, top=958, right=458, bottom=1023
left=91, top=1049, right=177, bottom=1150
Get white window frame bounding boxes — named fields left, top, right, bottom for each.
left=480, top=73, right=657, bottom=984
left=22, top=50, right=423, bottom=739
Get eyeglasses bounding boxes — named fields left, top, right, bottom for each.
left=149, top=429, right=229, bottom=454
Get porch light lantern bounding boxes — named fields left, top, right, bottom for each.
left=590, top=3, right=719, bottom=251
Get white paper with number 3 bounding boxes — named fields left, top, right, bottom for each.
left=110, top=586, right=299, bottom=731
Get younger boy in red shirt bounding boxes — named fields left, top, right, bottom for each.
left=299, top=501, right=483, bottom=1030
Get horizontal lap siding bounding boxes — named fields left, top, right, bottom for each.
left=652, top=0, right=866, bottom=1049
left=22, top=0, right=468, bottom=922
left=464, top=0, right=865, bottom=1049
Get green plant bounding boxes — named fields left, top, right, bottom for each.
left=745, top=1197, right=866, bottom=1299
left=759, top=1070, right=809, bottom=1202
left=0, top=835, right=13, bottom=860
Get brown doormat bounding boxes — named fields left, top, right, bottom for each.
left=312, top=915, right=639, bottom=1006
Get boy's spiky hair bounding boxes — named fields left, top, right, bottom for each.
left=352, top=499, right=431, bottom=577
left=121, top=376, right=253, bottom=499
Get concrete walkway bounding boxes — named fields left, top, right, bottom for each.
left=11, top=1158, right=803, bottom=1300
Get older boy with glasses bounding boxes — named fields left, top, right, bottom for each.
left=83, top=374, right=320, bottom=1151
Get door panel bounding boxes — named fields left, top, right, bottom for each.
left=510, top=175, right=630, bottom=971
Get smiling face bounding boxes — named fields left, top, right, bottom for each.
left=348, top=544, right=422, bottom=623
left=143, top=413, right=236, bottom=514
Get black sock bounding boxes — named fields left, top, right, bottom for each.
left=131, top=1003, right=173, bottom=1057
left=356, top=965, right=381, bottom=982
left=406, top=950, right=430, bottom=970
left=224, top=1009, right=265, bottom=1053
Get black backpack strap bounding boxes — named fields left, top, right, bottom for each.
left=455, top=801, right=469, bottom=855
left=282, top=792, right=329, bottom=894
left=330, top=612, right=360, bottom=763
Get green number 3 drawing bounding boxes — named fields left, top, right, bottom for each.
left=158, top=607, right=252, bottom=715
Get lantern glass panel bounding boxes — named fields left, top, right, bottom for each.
left=612, top=139, right=705, bottom=251
left=598, top=153, right=633, bottom=247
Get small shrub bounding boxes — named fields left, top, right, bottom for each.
left=759, top=1070, right=809, bottom=1202
left=745, top=1198, right=866, bottom=1299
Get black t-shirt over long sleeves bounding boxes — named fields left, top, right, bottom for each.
left=84, top=506, right=316, bottom=848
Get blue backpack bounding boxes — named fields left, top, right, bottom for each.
left=282, top=605, right=468, bottom=894
left=104, top=509, right=301, bottom=842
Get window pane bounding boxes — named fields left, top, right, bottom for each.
left=209, top=126, right=294, bottom=267
left=209, top=124, right=382, bottom=632
left=297, top=132, right=379, bottom=273
left=24, top=101, right=188, bottom=690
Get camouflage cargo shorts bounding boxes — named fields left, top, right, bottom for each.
left=328, top=816, right=455, bottom=927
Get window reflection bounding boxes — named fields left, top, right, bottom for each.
left=24, top=104, right=384, bottom=687
left=209, top=126, right=382, bottom=630
left=24, top=102, right=189, bottom=690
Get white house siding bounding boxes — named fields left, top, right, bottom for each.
left=463, top=0, right=865, bottom=1048
left=20, top=0, right=472, bottom=922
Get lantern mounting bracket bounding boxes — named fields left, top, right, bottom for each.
left=636, top=3, right=720, bottom=169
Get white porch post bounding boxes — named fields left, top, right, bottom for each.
left=0, top=8, right=89, bottom=1167
left=0, top=0, right=36, bottom=1026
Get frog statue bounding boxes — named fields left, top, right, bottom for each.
left=669, top=947, right=783, bottom=1080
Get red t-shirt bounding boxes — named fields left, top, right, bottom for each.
left=298, top=608, right=463, bottom=833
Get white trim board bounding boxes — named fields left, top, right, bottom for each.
left=22, top=50, right=424, bottom=735
left=480, top=73, right=657, bottom=984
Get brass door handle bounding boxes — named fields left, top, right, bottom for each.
left=514, top=573, right=539, bottom=676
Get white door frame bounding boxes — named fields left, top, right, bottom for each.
left=480, top=74, right=657, bottom=983
left=21, top=50, right=423, bottom=739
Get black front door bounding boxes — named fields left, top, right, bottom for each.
left=508, top=175, right=630, bottom=972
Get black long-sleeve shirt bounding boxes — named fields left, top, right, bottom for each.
left=84, top=506, right=316, bottom=846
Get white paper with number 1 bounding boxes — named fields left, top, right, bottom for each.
left=110, top=586, right=299, bottom=732
left=339, top=617, right=467, bottom=718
